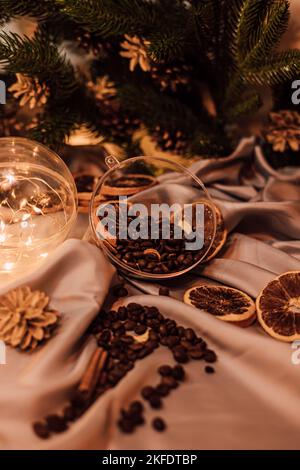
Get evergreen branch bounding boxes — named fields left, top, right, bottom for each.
left=54, top=0, right=179, bottom=37
left=147, top=32, right=186, bottom=62
left=246, top=50, right=300, bottom=86
left=0, top=31, right=78, bottom=98
left=118, top=83, right=198, bottom=135
left=224, top=91, right=262, bottom=121
left=0, top=0, right=59, bottom=22
left=236, top=0, right=270, bottom=61
left=242, top=0, right=289, bottom=68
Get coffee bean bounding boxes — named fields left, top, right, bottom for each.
left=185, top=328, right=196, bottom=342
left=189, top=348, right=204, bottom=360
left=134, top=324, right=147, bottom=335
left=166, top=336, right=179, bottom=347
left=124, top=320, right=136, bottom=331
left=159, top=325, right=168, bottom=336
left=161, top=376, right=178, bottom=389
left=158, top=365, right=173, bottom=377
left=204, top=350, right=217, bottom=363
left=118, top=306, right=128, bottom=320
left=33, top=421, right=50, bottom=439
left=112, top=321, right=123, bottom=332
left=99, top=329, right=111, bottom=343
left=118, top=419, right=134, bottom=433
left=205, top=366, right=215, bottom=374
left=156, top=383, right=170, bottom=397
left=152, top=417, right=166, bottom=432
left=45, top=415, right=68, bottom=433
left=129, top=401, right=144, bottom=414
left=141, top=386, right=155, bottom=400
left=112, top=284, right=128, bottom=298
left=173, top=350, right=189, bottom=364
left=130, top=342, right=144, bottom=351
left=132, top=414, right=145, bottom=426
left=172, top=365, right=185, bottom=381
left=149, top=395, right=162, bottom=409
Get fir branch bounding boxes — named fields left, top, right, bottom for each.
left=54, top=0, right=163, bottom=37
left=242, top=0, right=289, bottom=68
left=118, top=83, right=198, bottom=135
left=0, top=31, right=78, bottom=98
left=0, top=0, right=59, bottom=22
left=225, top=91, right=262, bottom=121
left=246, top=50, right=300, bottom=86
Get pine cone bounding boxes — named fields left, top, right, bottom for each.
left=101, top=102, right=141, bottom=140
left=0, top=286, right=59, bottom=351
left=87, top=76, right=116, bottom=104
left=151, top=63, right=191, bottom=92
left=120, top=35, right=151, bottom=72
left=76, top=31, right=112, bottom=57
left=8, top=74, right=49, bottom=109
left=264, top=110, right=300, bottom=153
left=151, top=126, right=189, bottom=154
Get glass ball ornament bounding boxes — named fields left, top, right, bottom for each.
left=0, top=137, right=77, bottom=281
left=90, top=155, right=217, bottom=280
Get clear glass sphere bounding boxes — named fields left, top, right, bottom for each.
left=90, top=155, right=216, bottom=280
left=0, top=137, right=77, bottom=281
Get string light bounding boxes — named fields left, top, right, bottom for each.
left=0, top=137, right=77, bottom=280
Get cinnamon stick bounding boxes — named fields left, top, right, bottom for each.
left=78, top=347, right=107, bottom=399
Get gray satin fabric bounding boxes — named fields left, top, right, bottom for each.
left=1, top=139, right=300, bottom=449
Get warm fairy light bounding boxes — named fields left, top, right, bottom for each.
left=3, top=262, right=15, bottom=271
left=0, top=137, right=77, bottom=280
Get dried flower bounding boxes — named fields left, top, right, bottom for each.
left=120, top=35, right=151, bottom=72
left=264, top=110, right=300, bottom=153
left=8, top=74, right=49, bottom=109
left=0, top=286, right=59, bottom=351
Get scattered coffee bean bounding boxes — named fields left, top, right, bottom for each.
left=156, top=383, right=170, bottom=397
left=35, top=299, right=218, bottom=440
left=33, top=421, right=50, bottom=439
left=149, top=395, right=162, bottom=409
left=112, top=284, right=128, bottom=298
left=118, top=419, right=134, bottom=434
left=141, top=386, right=155, bottom=400
left=158, top=365, right=173, bottom=377
left=159, top=287, right=170, bottom=296
left=172, top=365, right=185, bottom=381
left=161, top=376, right=178, bottom=389
left=152, top=417, right=166, bottom=432
left=173, top=349, right=189, bottom=364
left=45, top=415, right=68, bottom=433
left=129, top=401, right=144, bottom=414
left=204, top=349, right=217, bottom=363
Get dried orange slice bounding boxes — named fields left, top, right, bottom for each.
left=256, top=271, right=300, bottom=342
left=101, top=174, right=156, bottom=197
left=184, top=285, right=256, bottom=326
left=200, top=200, right=227, bottom=263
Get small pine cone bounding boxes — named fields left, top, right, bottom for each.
left=76, top=31, right=112, bottom=57
left=0, top=286, right=59, bottom=351
left=102, top=106, right=141, bottom=140
left=264, top=110, right=300, bottom=153
left=151, top=63, right=191, bottom=92
left=8, top=74, right=49, bottom=109
left=152, top=126, right=189, bottom=154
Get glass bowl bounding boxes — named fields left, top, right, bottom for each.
left=90, top=155, right=217, bottom=280
left=0, top=137, right=77, bottom=280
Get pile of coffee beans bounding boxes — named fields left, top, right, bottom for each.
left=102, top=214, right=206, bottom=275
left=33, top=301, right=217, bottom=439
